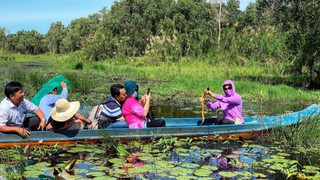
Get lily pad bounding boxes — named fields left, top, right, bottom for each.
left=24, top=170, right=45, bottom=178
left=181, top=163, right=199, bottom=168
left=86, top=171, right=106, bottom=177
left=193, top=168, right=212, bottom=177
left=302, top=165, right=320, bottom=174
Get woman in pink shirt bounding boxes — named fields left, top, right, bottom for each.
left=122, top=80, right=165, bottom=128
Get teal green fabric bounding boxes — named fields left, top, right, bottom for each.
left=124, top=80, right=138, bottom=96
left=31, top=74, right=70, bottom=106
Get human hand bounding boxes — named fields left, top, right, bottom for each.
left=140, top=95, right=146, bottom=104
left=61, top=81, right=67, bottom=88
left=17, top=127, right=30, bottom=138
left=88, top=124, right=93, bottom=129
left=199, top=96, right=204, bottom=103
left=38, top=120, right=46, bottom=131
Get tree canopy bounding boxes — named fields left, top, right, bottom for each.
left=0, top=0, right=319, bottom=88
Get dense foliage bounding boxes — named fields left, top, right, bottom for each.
left=0, top=0, right=319, bottom=88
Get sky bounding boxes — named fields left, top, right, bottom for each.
left=0, top=0, right=254, bottom=34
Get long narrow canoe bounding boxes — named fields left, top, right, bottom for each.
left=0, top=104, right=319, bottom=148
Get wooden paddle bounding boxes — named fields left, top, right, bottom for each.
left=200, top=87, right=209, bottom=125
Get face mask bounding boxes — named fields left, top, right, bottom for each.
left=133, top=91, right=138, bottom=99
left=224, top=90, right=233, bottom=97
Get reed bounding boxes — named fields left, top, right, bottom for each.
left=268, top=113, right=320, bottom=148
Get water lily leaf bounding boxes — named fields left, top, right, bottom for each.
left=302, top=165, right=320, bottom=174
left=127, top=166, right=149, bottom=174
left=276, top=152, right=291, bottom=157
left=190, top=146, right=200, bottom=150
left=74, top=168, right=89, bottom=174
left=176, top=175, right=198, bottom=180
left=252, top=172, right=267, bottom=178
left=266, top=169, right=276, bottom=174
left=170, top=167, right=194, bottom=176
left=218, top=171, right=238, bottom=178
left=225, top=155, right=240, bottom=159
left=67, top=147, right=88, bottom=153
left=207, top=149, right=223, bottom=153
left=175, top=147, right=189, bottom=153
left=86, top=171, right=106, bottom=177
left=270, top=155, right=285, bottom=159
left=178, top=153, right=190, bottom=157
left=270, top=164, right=284, bottom=171
left=138, top=155, right=154, bottom=162
left=193, top=169, right=212, bottom=177
left=24, top=170, right=45, bottom=178
left=181, top=163, right=199, bottom=168
left=91, top=166, right=107, bottom=171
left=116, top=145, right=129, bottom=157
left=112, top=168, right=127, bottom=174
left=108, top=158, right=124, bottom=164
left=200, top=165, right=218, bottom=171
left=92, top=176, right=116, bottom=180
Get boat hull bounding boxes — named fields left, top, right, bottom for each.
left=0, top=104, right=318, bottom=147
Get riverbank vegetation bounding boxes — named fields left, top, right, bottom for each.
left=0, top=53, right=319, bottom=108
left=0, top=0, right=319, bottom=89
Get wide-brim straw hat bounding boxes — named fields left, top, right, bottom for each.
left=51, top=98, right=80, bottom=122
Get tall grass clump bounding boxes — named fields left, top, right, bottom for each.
left=269, top=113, right=320, bottom=148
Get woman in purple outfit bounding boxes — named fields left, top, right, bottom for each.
left=200, top=80, right=244, bottom=125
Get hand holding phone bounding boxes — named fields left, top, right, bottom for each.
left=147, top=88, right=150, bottom=95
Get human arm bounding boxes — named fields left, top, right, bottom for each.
left=0, top=125, right=30, bottom=138
left=142, top=94, right=151, bottom=117
left=200, top=89, right=220, bottom=110
left=74, top=113, right=93, bottom=129
left=59, top=82, right=68, bottom=98
left=35, top=108, right=46, bottom=130
left=213, top=94, right=241, bottom=105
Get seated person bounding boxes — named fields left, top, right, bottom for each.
left=122, top=80, right=165, bottom=128
left=200, top=80, right=244, bottom=124
left=0, top=82, right=46, bottom=138
left=39, top=81, right=68, bottom=122
left=46, top=98, right=92, bottom=130
left=98, top=84, right=128, bottom=128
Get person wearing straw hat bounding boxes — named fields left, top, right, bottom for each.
left=46, top=98, right=93, bottom=130
left=39, top=81, right=68, bottom=122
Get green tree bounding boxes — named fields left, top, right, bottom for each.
left=0, top=28, right=7, bottom=50
left=272, top=0, right=320, bottom=88
left=62, top=15, right=100, bottom=53
left=45, top=21, right=67, bottom=54
left=6, top=30, right=45, bottom=54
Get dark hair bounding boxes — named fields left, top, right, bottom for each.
left=110, top=84, right=124, bottom=98
left=49, top=117, right=70, bottom=130
left=4, top=81, right=23, bottom=98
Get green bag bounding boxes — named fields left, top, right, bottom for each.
left=31, top=74, right=70, bottom=106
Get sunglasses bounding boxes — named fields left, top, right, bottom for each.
left=223, top=86, right=232, bottom=90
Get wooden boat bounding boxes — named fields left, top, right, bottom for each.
left=0, top=104, right=319, bottom=148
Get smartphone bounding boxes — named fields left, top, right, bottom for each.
left=147, top=88, right=150, bottom=95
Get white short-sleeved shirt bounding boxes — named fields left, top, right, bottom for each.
left=0, top=97, right=38, bottom=126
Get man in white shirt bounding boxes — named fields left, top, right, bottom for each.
left=0, top=81, right=46, bottom=138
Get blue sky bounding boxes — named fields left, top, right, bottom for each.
left=0, top=0, right=254, bottom=34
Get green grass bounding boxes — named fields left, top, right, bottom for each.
left=0, top=52, right=319, bottom=107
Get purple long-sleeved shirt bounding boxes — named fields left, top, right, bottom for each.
left=205, top=80, right=244, bottom=124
